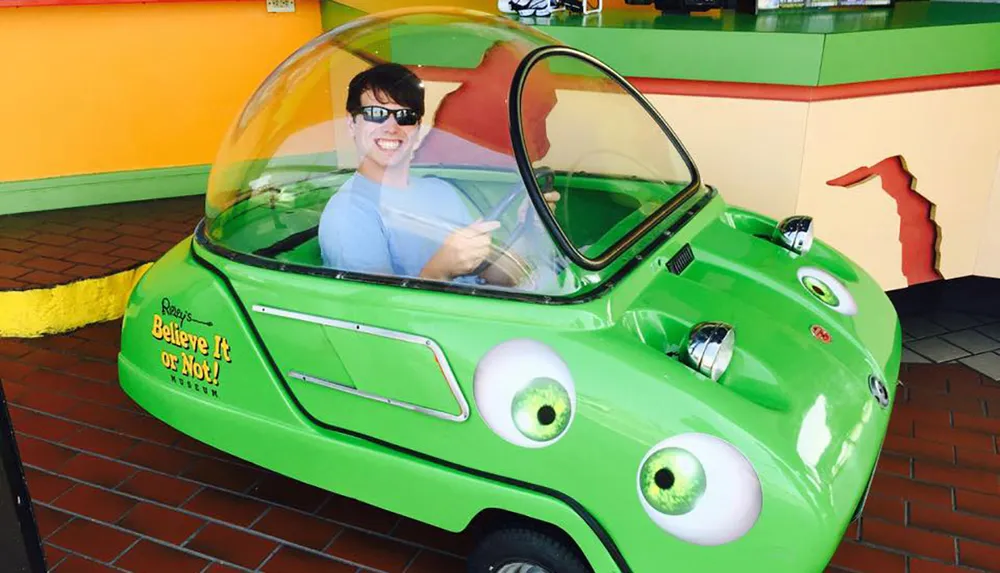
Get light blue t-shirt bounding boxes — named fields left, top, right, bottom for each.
left=318, top=173, right=477, bottom=282
left=318, top=172, right=568, bottom=292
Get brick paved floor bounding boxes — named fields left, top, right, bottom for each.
left=1, top=320, right=473, bottom=572
left=0, top=197, right=202, bottom=290
left=0, top=320, right=998, bottom=572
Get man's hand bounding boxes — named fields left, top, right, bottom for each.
left=543, top=190, right=560, bottom=213
left=517, top=191, right=561, bottom=223
left=420, top=220, right=501, bottom=281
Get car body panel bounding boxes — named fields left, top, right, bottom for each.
left=120, top=181, right=900, bottom=572
left=120, top=239, right=624, bottom=572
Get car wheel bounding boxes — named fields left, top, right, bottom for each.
left=467, top=527, right=590, bottom=573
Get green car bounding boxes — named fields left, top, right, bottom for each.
left=118, top=8, right=901, bottom=573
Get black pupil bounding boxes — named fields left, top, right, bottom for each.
left=655, top=469, right=675, bottom=490
left=537, top=405, right=556, bottom=426
left=812, top=285, right=825, bottom=295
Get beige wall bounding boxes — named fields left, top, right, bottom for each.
left=796, top=85, right=1000, bottom=291
left=418, top=85, right=811, bottom=221
left=976, top=155, right=1000, bottom=278
left=648, top=94, right=810, bottom=222
left=502, top=84, right=998, bottom=291
left=384, top=74, right=1000, bottom=292
left=528, top=89, right=813, bottom=223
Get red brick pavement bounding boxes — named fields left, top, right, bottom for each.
left=0, top=197, right=203, bottom=290
left=1, top=321, right=999, bottom=572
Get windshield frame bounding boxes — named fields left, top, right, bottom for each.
left=508, top=45, right=702, bottom=272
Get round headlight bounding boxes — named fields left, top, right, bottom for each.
left=868, top=375, right=890, bottom=408
left=774, top=216, right=814, bottom=255
left=684, top=322, right=735, bottom=381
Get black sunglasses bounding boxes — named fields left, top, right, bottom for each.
left=353, top=105, right=421, bottom=126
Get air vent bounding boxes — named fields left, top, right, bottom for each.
left=666, top=244, right=694, bottom=275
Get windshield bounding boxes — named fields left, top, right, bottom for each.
left=514, top=50, right=699, bottom=268
left=199, top=8, right=702, bottom=301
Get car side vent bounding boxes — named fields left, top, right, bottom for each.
left=666, top=244, right=694, bottom=275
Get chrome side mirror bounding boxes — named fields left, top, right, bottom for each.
left=684, top=322, right=735, bottom=381
left=774, top=216, right=814, bottom=255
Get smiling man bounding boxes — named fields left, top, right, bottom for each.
left=319, top=63, right=508, bottom=284
left=318, top=63, right=556, bottom=288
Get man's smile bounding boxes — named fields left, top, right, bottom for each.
left=375, top=138, right=402, bottom=151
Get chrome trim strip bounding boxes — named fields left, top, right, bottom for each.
left=288, top=370, right=467, bottom=422
left=252, top=305, right=470, bottom=423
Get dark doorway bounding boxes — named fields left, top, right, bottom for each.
left=0, top=381, right=47, bottom=573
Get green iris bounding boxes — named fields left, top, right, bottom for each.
left=802, top=276, right=840, bottom=307
left=639, top=447, right=706, bottom=515
left=511, top=377, right=571, bottom=442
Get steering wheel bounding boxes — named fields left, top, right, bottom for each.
left=463, top=167, right=556, bottom=283
left=465, top=181, right=532, bottom=279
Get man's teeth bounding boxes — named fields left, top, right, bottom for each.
left=376, top=139, right=401, bottom=151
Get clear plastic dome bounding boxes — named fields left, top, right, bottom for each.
left=202, top=7, right=700, bottom=299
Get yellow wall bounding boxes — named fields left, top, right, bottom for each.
left=0, top=0, right=323, bottom=182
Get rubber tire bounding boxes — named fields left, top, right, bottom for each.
left=467, top=527, right=591, bottom=573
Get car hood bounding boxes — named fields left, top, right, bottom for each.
left=614, top=205, right=901, bottom=492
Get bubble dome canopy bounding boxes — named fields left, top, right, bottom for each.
left=200, top=7, right=701, bottom=299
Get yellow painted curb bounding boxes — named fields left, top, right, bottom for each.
left=0, top=264, right=152, bottom=338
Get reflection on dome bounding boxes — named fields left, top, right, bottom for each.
left=201, top=7, right=699, bottom=299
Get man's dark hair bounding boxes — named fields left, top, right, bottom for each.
left=346, top=63, right=425, bottom=119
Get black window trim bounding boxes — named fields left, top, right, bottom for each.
left=193, top=184, right=715, bottom=306
left=508, top=44, right=703, bottom=272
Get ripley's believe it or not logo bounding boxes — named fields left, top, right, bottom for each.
left=151, top=298, right=231, bottom=399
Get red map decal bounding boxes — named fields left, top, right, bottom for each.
left=414, top=40, right=558, bottom=168
left=827, top=156, right=943, bottom=286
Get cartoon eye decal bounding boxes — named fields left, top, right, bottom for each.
left=639, top=446, right=706, bottom=515
left=637, top=433, right=761, bottom=546
left=797, top=267, right=857, bottom=316
left=802, top=275, right=839, bottom=306
left=511, top=377, right=572, bottom=442
left=473, top=339, right=575, bottom=448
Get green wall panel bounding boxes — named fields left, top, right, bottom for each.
left=819, top=22, right=1000, bottom=85
left=385, top=24, right=825, bottom=85
left=323, top=1, right=1000, bottom=87
left=0, top=165, right=210, bottom=216
left=320, top=0, right=366, bottom=32
left=388, top=24, right=508, bottom=69
left=542, top=27, right=825, bottom=85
